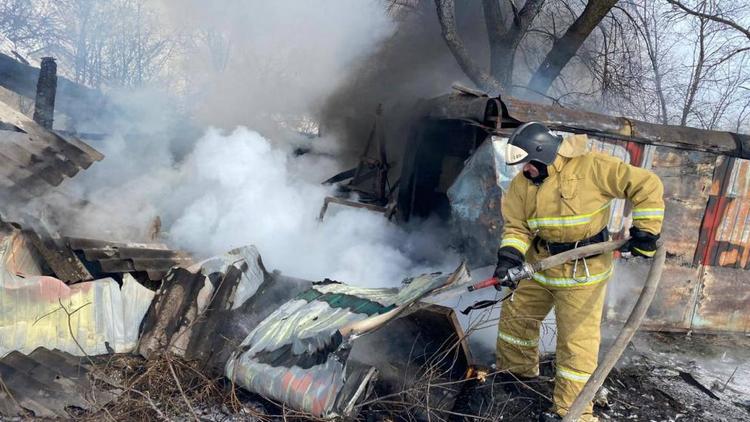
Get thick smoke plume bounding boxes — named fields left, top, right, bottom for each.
left=13, top=1, right=463, bottom=288
left=161, top=0, right=396, bottom=140
left=68, top=126, right=458, bottom=286
left=319, top=1, right=489, bottom=158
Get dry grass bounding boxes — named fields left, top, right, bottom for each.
left=76, top=354, right=270, bottom=421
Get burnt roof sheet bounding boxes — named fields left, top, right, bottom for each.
left=67, top=237, right=193, bottom=281
left=0, top=99, right=103, bottom=199
left=0, top=347, right=117, bottom=418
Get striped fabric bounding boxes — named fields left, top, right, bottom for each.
left=497, top=331, right=538, bottom=347
left=557, top=366, right=591, bottom=383
left=632, top=207, right=665, bottom=220
left=532, top=265, right=613, bottom=287
left=500, top=237, right=530, bottom=254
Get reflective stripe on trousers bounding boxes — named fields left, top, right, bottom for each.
left=557, top=366, right=591, bottom=383
left=498, top=331, right=538, bottom=347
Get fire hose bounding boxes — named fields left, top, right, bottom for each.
left=456, top=238, right=667, bottom=422
left=468, top=238, right=631, bottom=292
left=563, top=241, right=665, bottom=422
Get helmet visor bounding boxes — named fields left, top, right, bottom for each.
left=505, top=143, right=529, bottom=165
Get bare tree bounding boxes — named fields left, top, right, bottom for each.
left=528, top=0, right=619, bottom=94
left=434, top=0, right=619, bottom=95
left=666, top=0, right=750, bottom=40
left=605, top=0, right=750, bottom=131
left=0, top=0, right=178, bottom=89
left=0, top=0, right=63, bottom=56
left=434, top=0, right=506, bottom=93
left=629, top=1, right=673, bottom=124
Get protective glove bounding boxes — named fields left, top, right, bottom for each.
left=620, top=226, right=659, bottom=258
left=493, top=246, right=524, bottom=290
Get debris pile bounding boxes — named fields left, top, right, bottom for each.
left=1, top=211, right=477, bottom=419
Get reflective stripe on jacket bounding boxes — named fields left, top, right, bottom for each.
left=500, top=134, right=665, bottom=288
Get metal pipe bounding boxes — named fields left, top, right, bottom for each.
left=562, top=243, right=666, bottom=421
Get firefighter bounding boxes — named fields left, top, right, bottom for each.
left=494, top=122, right=664, bottom=422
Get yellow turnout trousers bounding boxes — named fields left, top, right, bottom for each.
left=496, top=277, right=608, bottom=421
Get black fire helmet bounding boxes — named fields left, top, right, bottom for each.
left=504, top=122, right=563, bottom=165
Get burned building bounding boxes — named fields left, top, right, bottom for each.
left=327, top=85, right=750, bottom=335
left=0, top=45, right=748, bottom=420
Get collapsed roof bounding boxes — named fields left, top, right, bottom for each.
left=0, top=97, right=102, bottom=200
left=139, top=245, right=472, bottom=418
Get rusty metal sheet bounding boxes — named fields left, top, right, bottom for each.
left=606, top=260, right=701, bottom=330
left=694, top=158, right=750, bottom=269
left=709, top=159, right=750, bottom=268
left=691, top=266, right=750, bottom=333
left=650, top=149, right=716, bottom=265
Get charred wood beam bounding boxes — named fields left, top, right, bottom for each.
left=32, top=57, right=57, bottom=129
left=22, top=230, right=93, bottom=283
left=501, top=96, right=750, bottom=159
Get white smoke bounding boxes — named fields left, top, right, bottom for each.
left=164, top=126, right=458, bottom=285
left=161, top=0, right=397, bottom=136
left=20, top=1, right=465, bottom=286
left=51, top=123, right=458, bottom=287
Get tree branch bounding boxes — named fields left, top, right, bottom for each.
left=482, top=0, right=545, bottom=88
left=482, top=0, right=505, bottom=46
left=506, top=0, right=546, bottom=48
left=527, top=0, right=619, bottom=95
left=666, top=0, right=750, bottom=40
left=435, top=0, right=503, bottom=93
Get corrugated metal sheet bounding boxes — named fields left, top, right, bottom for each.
left=226, top=264, right=470, bottom=418
left=0, top=259, right=154, bottom=357
left=0, top=99, right=103, bottom=199
left=695, top=157, right=750, bottom=269
left=138, top=246, right=272, bottom=363
left=0, top=347, right=118, bottom=418
left=0, top=224, right=46, bottom=277
left=137, top=244, right=471, bottom=419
